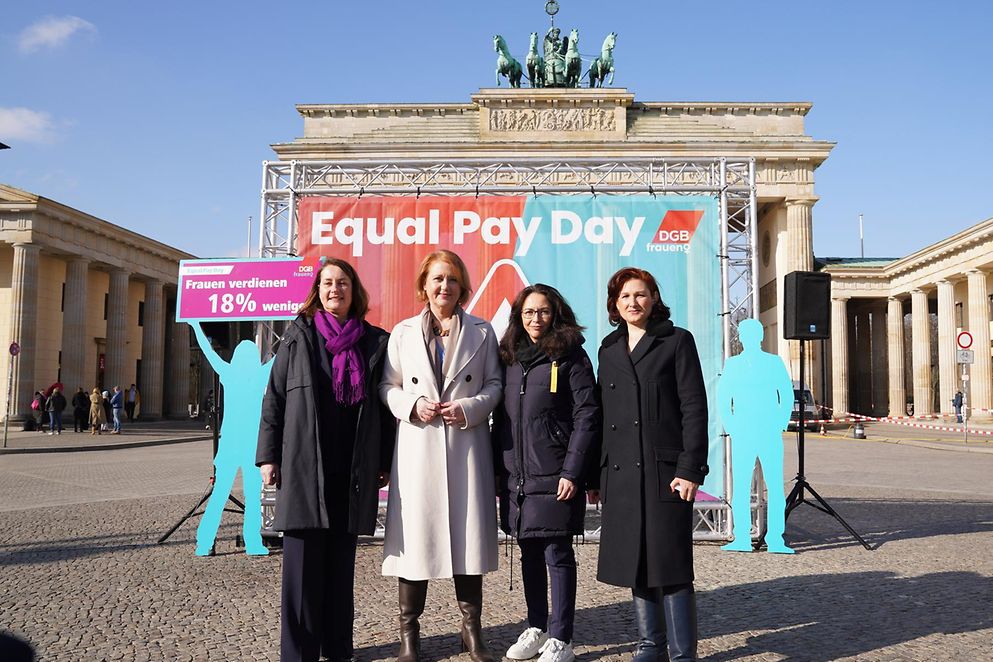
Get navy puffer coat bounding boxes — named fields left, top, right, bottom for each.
left=494, top=345, right=600, bottom=539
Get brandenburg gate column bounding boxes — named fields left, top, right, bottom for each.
left=104, top=269, right=130, bottom=391
left=911, top=288, right=933, bottom=416
left=887, top=297, right=907, bottom=417
left=61, top=258, right=90, bottom=392
left=8, top=243, right=41, bottom=417
left=967, top=269, right=992, bottom=414
left=166, top=307, right=190, bottom=417
left=785, top=196, right=817, bottom=380
left=140, top=280, right=165, bottom=418
left=830, top=296, right=849, bottom=416
left=936, top=280, right=957, bottom=415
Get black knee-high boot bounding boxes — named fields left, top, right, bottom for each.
left=662, top=585, right=697, bottom=662
left=453, top=574, right=495, bottom=662
left=632, top=588, right=669, bottom=662
left=398, top=578, right=428, bottom=662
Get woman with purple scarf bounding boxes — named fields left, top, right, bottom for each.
left=258, top=258, right=396, bottom=662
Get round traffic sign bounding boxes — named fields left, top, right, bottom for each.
left=8, top=342, right=19, bottom=356
left=958, top=331, right=974, bottom=350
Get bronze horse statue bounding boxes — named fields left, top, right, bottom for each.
left=494, top=34, right=523, bottom=88
left=589, top=32, right=617, bottom=88
left=565, top=29, right=582, bottom=88
left=526, top=32, right=546, bottom=88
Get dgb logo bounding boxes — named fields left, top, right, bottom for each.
left=298, top=265, right=314, bottom=273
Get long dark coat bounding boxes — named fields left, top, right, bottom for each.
left=595, top=321, right=710, bottom=588
left=495, top=346, right=599, bottom=539
left=256, top=315, right=396, bottom=534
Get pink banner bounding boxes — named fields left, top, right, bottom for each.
left=176, top=258, right=318, bottom=321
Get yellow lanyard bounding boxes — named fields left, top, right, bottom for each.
left=550, top=361, right=558, bottom=393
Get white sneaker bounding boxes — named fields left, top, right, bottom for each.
left=506, top=627, right=548, bottom=660
left=537, top=638, right=574, bottom=662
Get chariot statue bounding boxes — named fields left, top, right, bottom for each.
left=490, top=1, right=617, bottom=89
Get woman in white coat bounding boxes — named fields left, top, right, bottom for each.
left=380, top=249, right=502, bottom=662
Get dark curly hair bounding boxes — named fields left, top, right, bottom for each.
left=605, top=267, right=671, bottom=326
left=499, top=284, right=585, bottom=365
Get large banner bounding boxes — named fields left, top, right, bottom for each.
left=297, top=195, right=725, bottom=496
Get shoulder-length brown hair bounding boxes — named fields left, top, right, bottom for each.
left=606, top=267, right=671, bottom=326
left=414, top=250, right=472, bottom=307
left=499, top=284, right=585, bottom=364
left=297, top=258, right=370, bottom=320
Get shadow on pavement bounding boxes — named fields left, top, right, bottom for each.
left=700, top=570, right=993, bottom=661
left=786, top=496, right=993, bottom=551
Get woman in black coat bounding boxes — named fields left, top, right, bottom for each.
left=591, top=267, right=709, bottom=662
left=257, top=258, right=396, bottom=662
left=495, top=284, right=598, bottom=662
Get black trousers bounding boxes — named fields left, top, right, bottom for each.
left=519, top=536, right=577, bottom=643
left=281, top=529, right=358, bottom=662
left=73, top=410, right=88, bottom=432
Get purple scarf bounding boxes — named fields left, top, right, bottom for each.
left=314, top=311, right=366, bottom=406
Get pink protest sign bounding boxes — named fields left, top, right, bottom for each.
left=176, top=258, right=318, bottom=322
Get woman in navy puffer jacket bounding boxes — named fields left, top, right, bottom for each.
left=494, top=284, right=599, bottom=662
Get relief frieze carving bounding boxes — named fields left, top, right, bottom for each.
left=489, top=107, right=616, bottom=132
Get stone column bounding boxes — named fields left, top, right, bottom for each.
left=104, top=269, right=130, bottom=391
left=936, top=280, right=957, bottom=415
left=167, top=307, right=190, bottom=417
left=60, top=258, right=90, bottom=393
left=967, top=269, right=992, bottom=413
left=8, top=243, right=41, bottom=418
left=911, top=288, right=933, bottom=416
left=140, top=280, right=165, bottom=418
left=785, top=198, right=816, bottom=272
left=887, top=297, right=907, bottom=417
left=830, top=297, right=849, bottom=416
left=784, top=197, right=817, bottom=380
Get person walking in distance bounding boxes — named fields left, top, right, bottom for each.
left=72, top=387, right=89, bottom=433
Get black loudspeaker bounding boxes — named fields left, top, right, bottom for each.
left=783, top=271, right=831, bottom=340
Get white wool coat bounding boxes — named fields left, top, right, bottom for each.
left=379, top=311, right=502, bottom=579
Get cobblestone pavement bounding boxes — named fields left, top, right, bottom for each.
left=2, top=436, right=992, bottom=661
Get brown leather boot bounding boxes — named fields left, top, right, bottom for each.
left=398, top=578, right=428, bottom=662
left=454, top=574, right=495, bottom=662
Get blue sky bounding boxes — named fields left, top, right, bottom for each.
left=2, top=0, right=991, bottom=260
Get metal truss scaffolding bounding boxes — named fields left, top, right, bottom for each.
left=259, top=157, right=759, bottom=542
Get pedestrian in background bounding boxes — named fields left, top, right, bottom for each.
left=45, top=387, right=67, bottom=436
left=125, top=383, right=140, bottom=421
left=953, top=390, right=964, bottom=424
left=495, top=284, right=599, bottom=662
left=379, top=250, right=502, bottom=662
left=258, top=258, right=395, bottom=662
left=72, top=387, right=89, bottom=432
left=89, top=388, right=106, bottom=435
left=31, top=391, right=46, bottom=432
left=110, top=386, right=124, bottom=434
left=101, top=391, right=111, bottom=432
left=591, top=267, right=709, bottom=662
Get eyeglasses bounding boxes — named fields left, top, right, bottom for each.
left=522, top=308, right=553, bottom=320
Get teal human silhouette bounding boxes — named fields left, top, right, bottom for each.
left=718, top=318, right=795, bottom=554
left=192, top=323, right=274, bottom=556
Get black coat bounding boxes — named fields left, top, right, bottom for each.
left=495, top=346, right=599, bottom=539
left=594, top=321, right=710, bottom=588
left=256, top=315, right=396, bottom=534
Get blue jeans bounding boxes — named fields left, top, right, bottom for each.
left=48, top=411, right=63, bottom=433
left=112, top=408, right=122, bottom=432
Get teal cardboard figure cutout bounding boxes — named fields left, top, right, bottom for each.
left=718, top=319, right=795, bottom=553
left=191, top=323, right=274, bottom=556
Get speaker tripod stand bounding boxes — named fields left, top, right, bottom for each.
left=785, top=337, right=872, bottom=551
